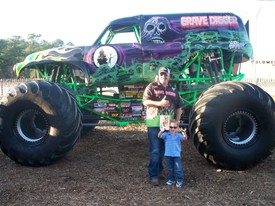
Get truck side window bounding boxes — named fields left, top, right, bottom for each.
left=100, top=25, right=141, bottom=45
left=111, top=32, right=138, bottom=44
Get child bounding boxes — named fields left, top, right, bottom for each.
left=158, top=119, right=187, bottom=188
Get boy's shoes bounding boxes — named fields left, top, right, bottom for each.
left=151, top=177, right=159, bottom=186
left=176, top=181, right=183, bottom=188
left=166, top=180, right=176, bottom=186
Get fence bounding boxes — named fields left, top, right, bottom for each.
left=242, top=78, right=275, bottom=96
left=1, top=78, right=275, bottom=97
left=242, top=77, right=275, bottom=86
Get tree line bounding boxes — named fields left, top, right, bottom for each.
left=0, top=33, right=74, bottom=78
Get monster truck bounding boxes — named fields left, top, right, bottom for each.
left=0, top=13, right=274, bottom=169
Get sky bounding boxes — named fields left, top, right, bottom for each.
left=0, top=0, right=267, bottom=46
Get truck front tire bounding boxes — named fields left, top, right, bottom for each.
left=0, top=80, right=82, bottom=166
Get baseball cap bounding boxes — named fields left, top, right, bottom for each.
left=158, top=67, right=170, bottom=75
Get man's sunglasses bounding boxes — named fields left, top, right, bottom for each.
left=159, top=72, right=168, bottom=76
left=170, top=126, right=177, bottom=129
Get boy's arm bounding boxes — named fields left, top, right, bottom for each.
left=179, top=129, right=188, bottom=141
left=158, top=128, right=165, bottom=138
left=183, top=133, right=187, bottom=141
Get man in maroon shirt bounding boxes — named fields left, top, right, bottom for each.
left=143, top=67, right=184, bottom=186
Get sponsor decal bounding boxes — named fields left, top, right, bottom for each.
left=119, top=113, right=133, bottom=119
left=131, top=102, right=142, bottom=106
left=94, top=108, right=106, bottom=113
left=94, top=103, right=107, bottom=108
left=107, top=106, right=117, bottom=112
left=121, top=102, right=131, bottom=108
left=110, top=113, right=119, bottom=117
left=229, top=41, right=246, bottom=50
left=132, top=106, right=143, bottom=116
left=122, top=108, right=131, bottom=113
left=251, top=60, right=275, bottom=65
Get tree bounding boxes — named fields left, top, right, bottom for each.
left=0, top=34, right=74, bottom=78
left=0, top=36, right=27, bottom=78
left=51, top=39, right=64, bottom=48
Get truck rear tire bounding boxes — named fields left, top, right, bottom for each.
left=0, top=80, right=82, bottom=166
left=189, top=81, right=275, bottom=170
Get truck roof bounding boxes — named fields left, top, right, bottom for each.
left=108, top=12, right=244, bottom=27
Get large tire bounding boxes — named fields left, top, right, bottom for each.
left=0, top=80, right=82, bottom=166
left=189, top=81, right=275, bottom=170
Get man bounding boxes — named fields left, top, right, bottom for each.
left=142, top=67, right=184, bottom=186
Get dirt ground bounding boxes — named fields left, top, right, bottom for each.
left=0, top=124, right=274, bottom=206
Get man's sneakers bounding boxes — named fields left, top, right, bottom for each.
left=166, top=180, right=176, bottom=186
left=176, top=181, right=183, bottom=188
left=151, top=177, right=159, bottom=186
left=151, top=176, right=183, bottom=188
left=166, top=179, right=183, bottom=188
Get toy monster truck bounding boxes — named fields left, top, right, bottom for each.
left=0, top=13, right=274, bottom=169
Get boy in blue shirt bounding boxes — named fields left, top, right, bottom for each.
left=158, top=119, right=187, bottom=188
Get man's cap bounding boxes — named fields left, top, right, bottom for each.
left=158, top=67, right=170, bottom=75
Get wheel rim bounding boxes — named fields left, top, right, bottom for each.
left=15, top=109, right=48, bottom=142
left=223, top=111, right=258, bottom=147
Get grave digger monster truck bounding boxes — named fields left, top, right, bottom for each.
left=0, top=13, right=274, bottom=169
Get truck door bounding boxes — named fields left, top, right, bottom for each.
left=141, top=16, right=183, bottom=82
left=86, top=24, right=143, bottom=85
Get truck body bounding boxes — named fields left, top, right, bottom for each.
left=0, top=13, right=274, bottom=170
left=14, top=13, right=252, bottom=125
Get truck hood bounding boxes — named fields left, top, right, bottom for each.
left=14, top=46, right=92, bottom=77
left=25, top=46, right=90, bottom=61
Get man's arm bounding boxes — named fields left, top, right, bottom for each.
left=175, top=107, right=183, bottom=121
left=175, top=108, right=183, bottom=123
left=143, top=96, right=169, bottom=107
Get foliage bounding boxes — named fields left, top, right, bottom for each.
left=0, top=34, right=74, bottom=78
